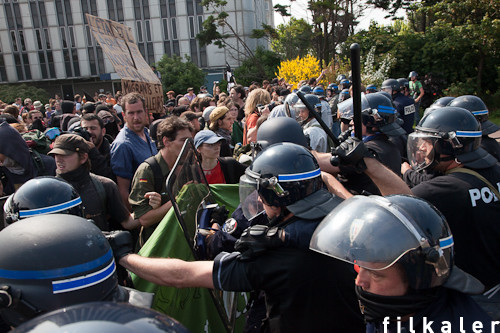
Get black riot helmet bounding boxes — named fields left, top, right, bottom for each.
left=448, top=95, right=500, bottom=135
left=327, top=83, right=339, bottom=94
left=336, top=74, right=346, bottom=83
left=340, top=79, right=351, bottom=90
left=381, top=78, right=400, bottom=95
left=362, top=92, right=406, bottom=136
left=13, top=302, right=190, bottom=333
left=255, top=117, right=308, bottom=154
left=408, top=106, right=497, bottom=171
left=3, top=176, right=83, bottom=225
left=294, top=94, right=322, bottom=122
left=423, top=96, right=455, bottom=117
left=397, top=78, right=409, bottom=91
left=239, top=143, right=324, bottom=217
left=0, top=215, right=128, bottom=327
left=365, top=84, right=377, bottom=93
left=298, top=85, right=312, bottom=94
left=311, top=195, right=483, bottom=293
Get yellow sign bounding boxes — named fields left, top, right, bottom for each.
left=86, top=14, right=163, bottom=113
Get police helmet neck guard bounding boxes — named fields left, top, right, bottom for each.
left=362, top=93, right=404, bottom=136
left=310, top=195, right=483, bottom=293
left=448, top=95, right=500, bottom=135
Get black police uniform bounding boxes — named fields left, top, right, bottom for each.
left=339, top=134, right=401, bottom=195
left=411, top=164, right=500, bottom=290
left=212, top=216, right=365, bottom=333
left=366, top=288, right=494, bottom=333
left=481, top=136, right=500, bottom=161
left=392, top=92, right=416, bottom=134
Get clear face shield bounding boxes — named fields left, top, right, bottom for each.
left=239, top=171, right=265, bottom=220
left=310, top=196, right=435, bottom=271
left=407, top=132, right=439, bottom=171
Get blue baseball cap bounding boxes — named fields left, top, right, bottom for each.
left=194, top=130, right=224, bottom=149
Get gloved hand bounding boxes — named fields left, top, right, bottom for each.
left=337, top=129, right=352, bottom=143
left=235, top=225, right=285, bottom=261
left=104, top=230, right=134, bottom=263
left=210, top=205, right=229, bottom=225
left=330, top=137, right=374, bottom=173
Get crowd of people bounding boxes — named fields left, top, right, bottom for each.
left=0, top=70, right=499, bottom=332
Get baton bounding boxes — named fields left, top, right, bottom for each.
left=296, top=91, right=340, bottom=147
left=350, top=43, right=363, bottom=140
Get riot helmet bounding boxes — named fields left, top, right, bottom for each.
left=283, top=92, right=300, bottom=118
left=327, top=83, right=339, bottom=94
left=294, top=94, right=322, bottom=122
left=408, top=71, right=418, bottom=79
left=340, top=79, right=351, bottom=90
left=448, top=95, right=500, bottom=135
left=13, top=302, right=189, bottom=333
left=255, top=117, right=308, bottom=154
left=397, top=78, right=409, bottom=91
left=362, top=92, right=405, bottom=136
left=4, top=176, right=83, bottom=225
left=0, top=215, right=128, bottom=327
left=312, top=86, right=325, bottom=98
left=365, top=84, right=377, bottom=93
left=336, top=74, right=346, bottom=83
left=338, top=89, right=350, bottom=103
left=298, top=85, right=311, bottom=94
left=239, top=143, right=324, bottom=219
left=408, top=106, right=497, bottom=171
left=423, top=96, right=455, bottom=117
left=311, top=195, right=483, bottom=293
left=381, top=78, right=399, bottom=95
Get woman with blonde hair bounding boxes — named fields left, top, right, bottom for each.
left=243, top=88, right=271, bottom=145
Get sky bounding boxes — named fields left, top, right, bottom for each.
left=272, top=0, right=403, bottom=31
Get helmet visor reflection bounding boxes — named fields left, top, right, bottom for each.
left=407, top=132, right=438, bottom=171
left=239, top=173, right=264, bottom=220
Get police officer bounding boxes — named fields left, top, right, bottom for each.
left=310, top=195, right=491, bottom=331
left=448, top=95, right=500, bottom=161
left=312, top=86, right=333, bottom=130
left=111, top=143, right=365, bottom=332
left=294, top=94, right=329, bottom=153
left=406, top=106, right=500, bottom=318
left=382, top=78, right=416, bottom=134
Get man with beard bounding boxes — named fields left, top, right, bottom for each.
left=111, top=93, right=157, bottom=211
left=81, top=113, right=114, bottom=180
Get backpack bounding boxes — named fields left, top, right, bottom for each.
left=22, top=130, right=52, bottom=155
left=89, top=173, right=107, bottom=217
left=144, top=156, right=163, bottom=194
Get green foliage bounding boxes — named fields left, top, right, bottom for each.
left=234, top=47, right=282, bottom=86
left=271, top=18, right=314, bottom=60
left=156, top=55, right=206, bottom=95
left=0, top=84, right=49, bottom=104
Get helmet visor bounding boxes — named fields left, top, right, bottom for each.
left=239, top=173, right=264, bottom=220
left=407, top=132, right=439, bottom=171
left=310, top=196, right=424, bottom=270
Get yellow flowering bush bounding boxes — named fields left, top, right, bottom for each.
left=276, top=55, right=322, bottom=90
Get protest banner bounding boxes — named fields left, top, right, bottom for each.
left=86, top=14, right=163, bottom=113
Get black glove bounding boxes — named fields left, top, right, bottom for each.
left=330, top=137, right=374, bottom=173
left=104, top=230, right=134, bottom=263
left=210, top=205, right=229, bottom=225
left=337, top=129, right=352, bottom=144
left=235, top=225, right=285, bottom=261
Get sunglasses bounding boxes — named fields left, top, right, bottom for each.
left=340, top=118, right=351, bottom=125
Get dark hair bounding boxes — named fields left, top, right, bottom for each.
left=82, top=113, right=104, bottom=129
left=122, top=92, right=145, bottom=113
left=61, top=100, right=75, bottom=114
left=198, top=96, right=214, bottom=111
left=157, top=116, right=193, bottom=149
left=180, top=110, right=198, bottom=122
left=4, top=105, right=19, bottom=118
left=231, top=85, right=245, bottom=100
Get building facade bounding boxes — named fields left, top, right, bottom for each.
left=0, top=0, right=273, bottom=98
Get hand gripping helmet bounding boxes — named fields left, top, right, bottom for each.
left=283, top=92, right=300, bottom=118
left=0, top=215, right=128, bottom=327
left=397, top=78, right=409, bottom=91
left=362, top=92, right=406, bottom=136
left=13, top=302, right=190, bottom=333
left=312, top=86, right=325, bottom=98
left=239, top=143, right=324, bottom=218
left=381, top=78, right=400, bottom=95
left=3, top=176, right=83, bottom=225
left=408, top=106, right=497, bottom=171
left=255, top=117, right=307, bottom=154
left=423, top=96, right=455, bottom=117
left=311, top=195, right=483, bottom=293
left=448, top=95, right=500, bottom=135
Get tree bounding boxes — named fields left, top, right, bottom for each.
left=276, top=55, right=324, bottom=90
left=271, top=18, right=314, bottom=60
left=156, top=55, right=206, bottom=96
left=0, top=84, right=49, bottom=105
left=234, top=47, right=282, bottom=86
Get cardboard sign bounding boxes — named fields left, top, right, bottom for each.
left=86, top=14, right=163, bottom=113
